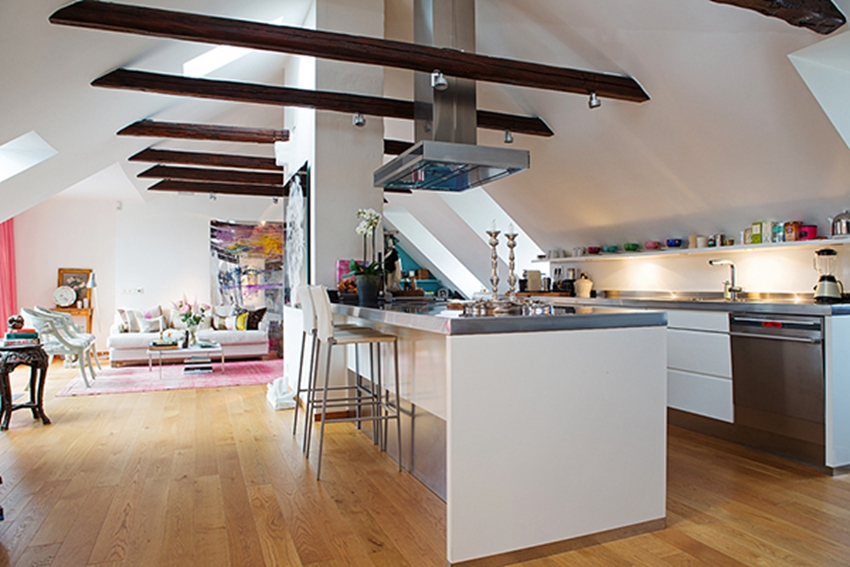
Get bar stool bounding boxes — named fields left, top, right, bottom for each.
left=291, top=285, right=376, bottom=447
left=306, top=285, right=402, bottom=480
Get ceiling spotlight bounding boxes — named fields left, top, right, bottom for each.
left=504, top=130, right=514, bottom=144
left=209, top=192, right=217, bottom=201
left=588, top=91, right=601, bottom=109
left=272, top=196, right=279, bottom=204
left=431, top=70, right=448, bottom=91
left=353, top=112, right=366, bottom=127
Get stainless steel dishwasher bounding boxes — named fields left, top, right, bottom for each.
left=729, top=313, right=825, bottom=463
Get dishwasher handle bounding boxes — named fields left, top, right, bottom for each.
left=730, top=316, right=821, bottom=328
left=729, top=331, right=822, bottom=344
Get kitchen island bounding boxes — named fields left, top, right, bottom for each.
left=285, top=300, right=668, bottom=565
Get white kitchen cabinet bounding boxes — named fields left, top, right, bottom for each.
left=666, top=309, right=733, bottom=423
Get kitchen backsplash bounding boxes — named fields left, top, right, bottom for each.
left=559, top=243, right=849, bottom=294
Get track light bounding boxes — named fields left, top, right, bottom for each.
left=504, top=130, right=514, bottom=144
left=209, top=192, right=217, bottom=201
left=588, top=91, right=601, bottom=109
left=272, top=196, right=279, bottom=204
left=353, top=112, right=366, bottom=127
left=431, top=69, right=448, bottom=91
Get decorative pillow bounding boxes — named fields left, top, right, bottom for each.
left=169, top=308, right=186, bottom=330
left=214, top=305, right=234, bottom=317
left=225, top=315, right=238, bottom=331
left=139, top=316, right=165, bottom=333
left=236, top=312, right=249, bottom=331
left=117, top=308, right=137, bottom=332
left=246, top=308, right=267, bottom=330
left=213, top=315, right=228, bottom=331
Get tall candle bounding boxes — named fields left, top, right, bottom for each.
left=508, top=223, right=515, bottom=234
left=490, top=219, right=496, bottom=232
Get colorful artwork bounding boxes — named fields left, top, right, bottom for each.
left=210, top=220, right=284, bottom=355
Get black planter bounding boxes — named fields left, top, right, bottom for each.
left=355, top=274, right=380, bottom=306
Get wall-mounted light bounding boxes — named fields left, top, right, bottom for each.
left=353, top=112, right=366, bottom=127
left=588, top=91, right=601, bottom=109
left=431, top=69, right=448, bottom=91
left=504, top=130, right=514, bottom=144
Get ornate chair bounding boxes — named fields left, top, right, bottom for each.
left=33, top=306, right=101, bottom=370
left=22, top=308, right=96, bottom=388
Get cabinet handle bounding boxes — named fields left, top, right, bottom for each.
left=730, top=317, right=820, bottom=327
left=729, top=331, right=821, bottom=344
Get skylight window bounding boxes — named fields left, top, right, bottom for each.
left=0, top=131, right=58, bottom=184
left=183, top=17, right=284, bottom=77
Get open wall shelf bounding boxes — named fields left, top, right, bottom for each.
left=532, top=238, right=850, bottom=264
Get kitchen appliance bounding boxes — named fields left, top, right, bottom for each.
left=373, top=0, right=530, bottom=192
left=813, top=248, right=843, bottom=303
left=730, top=313, right=825, bottom=465
left=829, top=210, right=850, bottom=237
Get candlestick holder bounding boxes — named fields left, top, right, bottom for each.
left=505, top=232, right=518, bottom=301
left=486, top=230, right=500, bottom=300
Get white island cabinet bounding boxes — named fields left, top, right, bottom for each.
left=310, top=303, right=669, bottom=566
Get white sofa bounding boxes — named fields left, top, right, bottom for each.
left=107, top=306, right=269, bottom=366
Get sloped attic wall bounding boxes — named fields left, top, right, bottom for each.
left=385, top=0, right=850, bottom=264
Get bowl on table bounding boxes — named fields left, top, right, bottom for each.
left=645, top=241, right=661, bottom=250
left=603, top=245, right=618, bottom=253
left=666, top=238, right=683, bottom=248
left=623, top=242, right=640, bottom=252
left=587, top=246, right=602, bottom=254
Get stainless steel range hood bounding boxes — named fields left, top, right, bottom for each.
left=374, top=0, right=530, bottom=192
left=374, top=140, right=528, bottom=192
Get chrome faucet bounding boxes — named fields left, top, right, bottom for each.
left=708, top=259, right=742, bottom=301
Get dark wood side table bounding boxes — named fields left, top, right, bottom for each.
left=0, top=345, right=51, bottom=431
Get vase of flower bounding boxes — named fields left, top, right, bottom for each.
left=187, top=325, right=198, bottom=347
left=355, top=274, right=381, bottom=306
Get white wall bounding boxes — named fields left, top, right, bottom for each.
left=311, top=0, right=386, bottom=287
left=15, top=165, right=282, bottom=351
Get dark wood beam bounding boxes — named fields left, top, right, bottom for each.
left=97, top=69, right=554, bottom=137
left=50, top=1, right=649, bottom=101
left=138, top=165, right=284, bottom=186
left=117, top=119, right=289, bottom=143
left=710, top=0, right=845, bottom=34
left=129, top=148, right=282, bottom=171
left=148, top=179, right=286, bottom=198
left=383, top=140, right=414, bottom=156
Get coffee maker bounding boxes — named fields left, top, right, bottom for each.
left=814, top=248, right=844, bottom=303
left=553, top=267, right=577, bottom=296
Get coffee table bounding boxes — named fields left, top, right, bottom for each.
left=147, top=343, right=224, bottom=378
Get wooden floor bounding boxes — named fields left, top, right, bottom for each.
left=0, top=361, right=849, bottom=567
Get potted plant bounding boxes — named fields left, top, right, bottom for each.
left=345, top=208, right=383, bottom=306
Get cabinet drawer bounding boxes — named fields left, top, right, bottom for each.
left=667, top=310, right=729, bottom=332
left=668, top=369, right=734, bottom=423
left=667, top=328, right=731, bottom=378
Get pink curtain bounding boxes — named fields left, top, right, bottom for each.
left=0, top=218, right=17, bottom=335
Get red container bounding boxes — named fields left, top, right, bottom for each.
left=798, top=225, right=818, bottom=241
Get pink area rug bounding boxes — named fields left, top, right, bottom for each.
left=56, top=359, right=282, bottom=397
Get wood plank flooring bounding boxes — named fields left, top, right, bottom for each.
left=0, top=360, right=849, bottom=566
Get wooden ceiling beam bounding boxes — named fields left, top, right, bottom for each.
left=138, top=165, right=284, bottom=186
left=383, top=140, right=414, bottom=156
left=710, top=0, right=845, bottom=34
left=117, top=119, right=288, bottom=143
left=148, top=179, right=286, bottom=198
left=96, top=69, right=554, bottom=137
left=50, top=0, right=649, bottom=101
left=129, top=148, right=282, bottom=171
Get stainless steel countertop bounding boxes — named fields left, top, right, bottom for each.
left=534, top=291, right=850, bottom=316
left=332, top=302, right=667, bottom=335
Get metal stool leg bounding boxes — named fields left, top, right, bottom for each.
left=394, top=339, right=402, bottom=471
left=304, top=338, right=320, bottom=457
left=316, top=341, right=334, bottom=480
left=292, top=331, right=307, bottom=436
